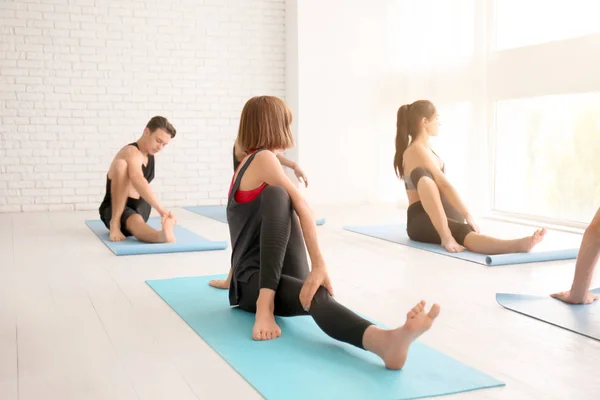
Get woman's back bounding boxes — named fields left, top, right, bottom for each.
left=402, top=143, right=444, bottom=206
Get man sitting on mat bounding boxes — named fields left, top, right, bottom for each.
left=394, top=99, right=546, bottom=254
left=233, top=138, right=308, bottom=187
left=210, top=95, right=440, bottom=370
left=552, top=208, right=600, bottom=304
left=99, top=116, right=177, bottom=243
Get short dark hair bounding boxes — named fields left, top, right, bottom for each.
left=146, top=116, right=176, bottom=138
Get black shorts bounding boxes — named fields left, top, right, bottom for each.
left=406, top=201, right=474, bottom=246
left=99, top=198, right=151, bottom=237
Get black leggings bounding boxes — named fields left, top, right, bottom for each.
left=406, top=201, right=474, bottom=246
left=237, top=185, right=373, bottom=349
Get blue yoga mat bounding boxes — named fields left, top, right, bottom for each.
left=185, top=205, right=326, bottom=226
left=147, top=274, right=504, bottom=400
left=85, top=218, right=228, bottom=256
left=344, top=224, right=579, bottom=266
left=184, top=205, right=229, bottom=223
left=496, top=289, right=600, bottom=341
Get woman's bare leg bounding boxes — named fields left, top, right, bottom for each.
left=463, top=229, right=546, bottom=255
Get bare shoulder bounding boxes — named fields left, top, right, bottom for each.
left=248, top=150, right=287, bottom=185
left=404, top=144, right=429, bottom=164
left=253, top=149, right=279, bottom=166
left=114, top=145, right=142, bottom=164
left=237, top=149, right=279, bottom=176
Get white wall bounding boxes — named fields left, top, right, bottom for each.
left=290, top=0, right=403, bottom=205
left=282, top=0, right=299, bottom=183
left=0, top=0, right=286, bottom=212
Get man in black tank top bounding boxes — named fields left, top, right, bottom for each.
left=98, top=116, right=178, bottom=243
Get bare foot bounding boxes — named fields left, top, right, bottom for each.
left=160, top=215, right=176, bottom=243
left=252, top=307, right=281, bottom=341
left=382, top=301, right=440, bottom=370
left=518, top=228, right=546, bottom=252
left=442, top=237, right=465, bottom=253
left=551, top=290, right=598, bottom=305
left=109, top=224, right=126, bottom=242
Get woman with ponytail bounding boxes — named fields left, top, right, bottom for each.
left=395, top=100, right=546, bottom=254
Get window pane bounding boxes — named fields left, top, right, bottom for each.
left=494, top=93, right=600, bottom=223
left=495, top=0, right=600, bottom=50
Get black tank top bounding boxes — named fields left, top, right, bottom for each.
left=99, top=142, right=155, bottom=213
left=226, top=149, right=266, bottom=305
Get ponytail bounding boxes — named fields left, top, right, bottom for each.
left=393, top=100, right=437, bottom=178
left=393, top=104, right=410, bottom=177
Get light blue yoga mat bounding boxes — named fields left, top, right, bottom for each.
left=184, top=205, right=229, bottom=223
left=147, top=274, right=504, bottom=400
left=185, top=205, right=326, bottom=226
left=497, top=288, right=600, bottom=341
left=85, top=218, right=228, bottom=256
left=344, top=224, right=579, bottom=266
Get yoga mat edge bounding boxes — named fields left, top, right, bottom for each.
left=344, top=224, right=578, bottom=266
left=85, top=218, right=228, bottom=255
left=496, top=289, right=600, bottom=341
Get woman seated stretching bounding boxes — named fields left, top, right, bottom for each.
left=395, top=100, right=546, bottom=254
left=210, top=96, right=440, bottom=370
left=551, top=207, right=600, bottom=304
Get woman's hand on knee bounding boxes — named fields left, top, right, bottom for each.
left=299, top=266, right=334, bottom=311
left=465, top=214, right=480, bottom=233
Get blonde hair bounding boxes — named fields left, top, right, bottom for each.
left=236, top=96, right=294, bottom=152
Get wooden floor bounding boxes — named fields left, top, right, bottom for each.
left=0, top=204, right=598, bottom=400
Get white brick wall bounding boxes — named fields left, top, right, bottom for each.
left=0, top=0, right=286, bottom=212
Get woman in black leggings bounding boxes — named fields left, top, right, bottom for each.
left=210, top=96, right=440, bottom=370
left=394, top=100, right=546, bottom=254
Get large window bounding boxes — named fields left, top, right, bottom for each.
left=495, top=0, right=600, bottom=50
left=490, top=0, right=600, bottom=225
left=384, top=0, right=600, bottom=227
left=493, top=93, right=600, bottom=223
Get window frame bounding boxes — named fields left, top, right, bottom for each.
left=485, top=0, right=599, bottom=229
